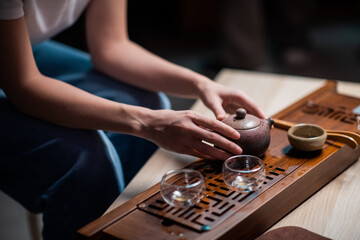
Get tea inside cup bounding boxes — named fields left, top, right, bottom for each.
left=287, top=124, right=327, bottom=151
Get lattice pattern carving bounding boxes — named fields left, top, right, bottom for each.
left=138, top=155, right=310, bottom=231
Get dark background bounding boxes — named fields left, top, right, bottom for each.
left=53, top=0, right=360, bottom=108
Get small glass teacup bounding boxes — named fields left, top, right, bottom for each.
left=222, top=155, right=266, bottom=193
left=160, top=169, right=205, bottom=208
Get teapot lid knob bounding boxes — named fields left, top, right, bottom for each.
left=235, top=108, right=247, bottom=119
left=222, top=108, right=260, bottom=130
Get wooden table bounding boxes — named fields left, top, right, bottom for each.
left=107, top=69, right=360, bottom=240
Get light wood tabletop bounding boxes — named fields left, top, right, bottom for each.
left=107, top=69, right=360, bottom=240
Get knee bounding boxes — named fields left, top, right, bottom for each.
left=0, top=129, right=123, bottom=215
left=40, top=131, right=124, bottom=240
left=67, top=130, right=124, bottom=192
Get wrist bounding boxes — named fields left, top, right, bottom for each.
left=192, top=72, right=213, bottom=97
left=116, top=104, right=154, bottom=137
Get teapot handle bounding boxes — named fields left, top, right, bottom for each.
left=272, top=118, right=294, bottom=130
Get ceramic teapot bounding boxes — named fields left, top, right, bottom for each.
left=222, top=108, right=274, bottom=156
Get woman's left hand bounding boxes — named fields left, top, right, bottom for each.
left=198, top=80, right=266, bottom=120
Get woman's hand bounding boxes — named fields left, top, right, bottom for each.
left=198, top=79, right=266, bottom=120
left=141, top=109, right=243, bottom=160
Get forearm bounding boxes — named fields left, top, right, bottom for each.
left=92, top=40, right=212, bottom=98
left=7, top=74, right=151, bottom=135
left=86, top=0, right=214, bottom=99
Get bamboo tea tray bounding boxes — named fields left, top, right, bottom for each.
left=78, top=81, right=360, bottom=240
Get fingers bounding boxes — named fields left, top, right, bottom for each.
left=191, top=113, right=240, bottom=140
left=187, top=148, right=216, bottom=160
left=183, top=111, right=243, bottom=156
left=229, top=92, right=266, bottom=119
left=187, top=140, right=235, bottom=161
left=248, top=104, right=267, bottom=119
left=186, top=113, right=243, bottom=158
left=214, top=109, right=226, bottom=121
left=148, top=109, right=244, bottom=161
left=205, top=97, right=227, bottom=120
left=239, top=94, right=266, bottom=119
left=204, top=87, right=266, bottom=120
left=195, top=128, right=243, bottom=155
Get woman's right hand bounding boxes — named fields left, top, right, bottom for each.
left=140, top=109, right=243, bottom=160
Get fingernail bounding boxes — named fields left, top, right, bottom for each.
left=236, top=146, right=243, bottom=154
left=217, top=114, right=226, bottom=120
left=233, top=132, right=240, bottom=139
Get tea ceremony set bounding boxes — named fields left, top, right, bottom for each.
left=78, top=70, right=360, bottom=240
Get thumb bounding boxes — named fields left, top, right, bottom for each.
left=209, top=101, right=226, bottom=120
left=202, top=94, right=227, bottom=120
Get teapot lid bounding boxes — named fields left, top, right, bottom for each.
left=222, top=108, right=260, bottom=130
